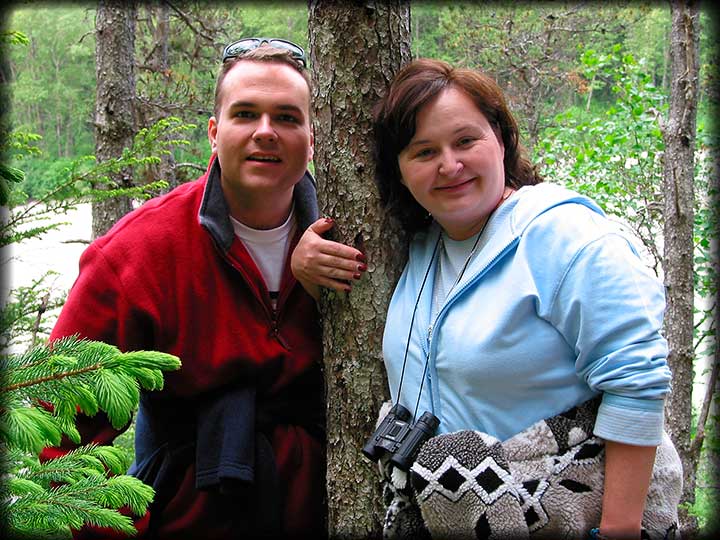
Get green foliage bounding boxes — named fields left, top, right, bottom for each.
left=0, top=162, right=26, bottom=205
left=410, top=2, right=670, bottom=143
left=1, top=29, right=30, bottom=46
left=1, top=117, right=194, bottom=249
left=537, top=45, right=667, bottom=272
left=2, top=337, right=180, bottom=451
left=1, top=337, right=181, bottom=539
left=538, top=42, right=717, bottom=530
left=8, top=8, right=96, bottom=161
left=0, top=273, right=66, bottom=353
left=687, top=405, right=720, bottom=531
left=2, top=35, right=193, bottom=538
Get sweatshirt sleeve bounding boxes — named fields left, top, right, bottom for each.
left=547, top=225, right=671, bottom=446
left=43, top=242, right=153, bottom=459
left=50, top=242, right=155, bottom=350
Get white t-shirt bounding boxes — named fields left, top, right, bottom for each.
left=432, top=231, right=482, bottom=317
left=230, top=206, right=297, bottom=309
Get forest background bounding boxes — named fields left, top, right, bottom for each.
left=1, top=1, right=718, bottom=538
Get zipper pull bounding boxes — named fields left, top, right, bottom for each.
left=270, top=310, right=292, bottom=350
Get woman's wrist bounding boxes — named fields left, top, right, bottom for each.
left=589, top=526, right=644, bottom=540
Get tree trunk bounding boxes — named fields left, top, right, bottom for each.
left=703, top=13, right=720, bottom=537
left=308, top=2, right=411, bottom=538
left=92, top=0, right=137, bottom=238
left=140, top=0, right=179, bottom=194
left=662, top=0, right=700, bottom=536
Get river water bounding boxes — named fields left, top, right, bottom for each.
left=1, top=203, right=91, bottom=352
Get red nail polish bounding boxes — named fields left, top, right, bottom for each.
left=357, top=264, right=367, bottom=272
left=355, top=253, right=366, bottom=262
left=353, top=272, right=362, bottom=280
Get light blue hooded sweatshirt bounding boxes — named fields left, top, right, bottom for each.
left=383, top=183, right=671, bottom=446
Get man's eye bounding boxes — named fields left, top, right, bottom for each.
left=236, top=111, right=256, bottom=119
left=278, top=114, right=300, bottom=123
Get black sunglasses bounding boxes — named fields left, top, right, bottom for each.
left=222, top=37, right=307, bottom=68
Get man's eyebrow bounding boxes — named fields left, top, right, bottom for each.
left=277, top=104, right=304, bottom=114
left=228, top=101, right=257, bottom=109
left=227, top=101, right=304, bottom=114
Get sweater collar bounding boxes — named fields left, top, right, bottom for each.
left=198, top=156, right=318, bottom=251
left=410, top=183, right=606, bottom=297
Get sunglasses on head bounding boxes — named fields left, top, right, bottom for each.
left=222, top=37, right=307, bottom=68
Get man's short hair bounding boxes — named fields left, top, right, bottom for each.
left=213, top=46, right=312, bottom=118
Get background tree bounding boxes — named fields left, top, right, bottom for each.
left=412, top=2, right=665, bottom=147
left=92, top=0, right=137, bottom=238
left=662, top=0, right=701, bottom=534
left=308, top=1, right=410, bottom=537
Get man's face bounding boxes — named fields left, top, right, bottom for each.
left=208, top=60, right=314, bottom=208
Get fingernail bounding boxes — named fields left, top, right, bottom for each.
left=357, top=264, right=367, bottom=272
left=324, top=217, right=334, bottom=223
left=355, top=253, right=366, bottom=262
left=353, top=272, right=362, bottom=280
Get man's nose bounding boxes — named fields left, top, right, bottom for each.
left=253, top=114, right=277, bottom=142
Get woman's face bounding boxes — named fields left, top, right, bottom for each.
left=397, top=87, right=505, bottom=240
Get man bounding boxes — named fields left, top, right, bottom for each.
left=43, top=38, right=326, bottom=539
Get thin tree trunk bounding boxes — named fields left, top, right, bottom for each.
left=151, top=0, right=178, bottom=193
left=662, top=0, right=700, bottom=536
left=308, top=2, right=411, bottom=538
left=92, top=0, right=137, bottom=238
left=702, top=13, right=720, bottom=537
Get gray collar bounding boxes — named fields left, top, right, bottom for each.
left=198, top=158, right=318, bottom=251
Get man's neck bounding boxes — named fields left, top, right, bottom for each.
left=224, top=187, right=294, bottom=230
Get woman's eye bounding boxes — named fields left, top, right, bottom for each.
left=458, top=137, right=475, bottom=146
left=414, top=148, right=434, bottom=159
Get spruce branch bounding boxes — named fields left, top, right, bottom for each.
left=2, top=337, right=180, bottom=538
left=3, top=336, right=181, bottom=440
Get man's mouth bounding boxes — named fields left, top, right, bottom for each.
left=247, top=154, right=281, bottom=163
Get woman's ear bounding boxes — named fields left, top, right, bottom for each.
left=492, top=123, right=505, bottom=157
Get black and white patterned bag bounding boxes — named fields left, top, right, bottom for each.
left=379, top=398, right=682, bottom=540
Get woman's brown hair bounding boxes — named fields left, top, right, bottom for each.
left=372, top=58, right=542, bottom=233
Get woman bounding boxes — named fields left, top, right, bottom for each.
left=292, top=59, right=680, bottom=540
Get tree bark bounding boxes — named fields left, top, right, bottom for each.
left=92, top=0, right=137, bottom=238
left=308, top=2, right=411, bottom=538
left=662, top=0, right=700, bottom=536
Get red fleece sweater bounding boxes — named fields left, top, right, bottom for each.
left=45, top=158, right=326, bottom=539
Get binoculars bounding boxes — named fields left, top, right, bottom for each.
left=362, top=403, right=440, bottom=471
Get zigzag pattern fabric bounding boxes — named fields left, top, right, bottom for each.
left=380, top=398, right=682, bottom=540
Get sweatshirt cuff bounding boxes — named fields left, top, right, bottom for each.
left=593, top=394, right=665, bottom=446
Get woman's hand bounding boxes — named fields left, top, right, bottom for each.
left=291, top=218, right=368, bottom=300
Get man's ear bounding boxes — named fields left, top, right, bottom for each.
left=308, top=127, right=315, bottom=163
left=208, top=116, right=218, bottom=154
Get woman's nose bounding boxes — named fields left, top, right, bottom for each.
left=438, top=150, right=463, bottom=177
